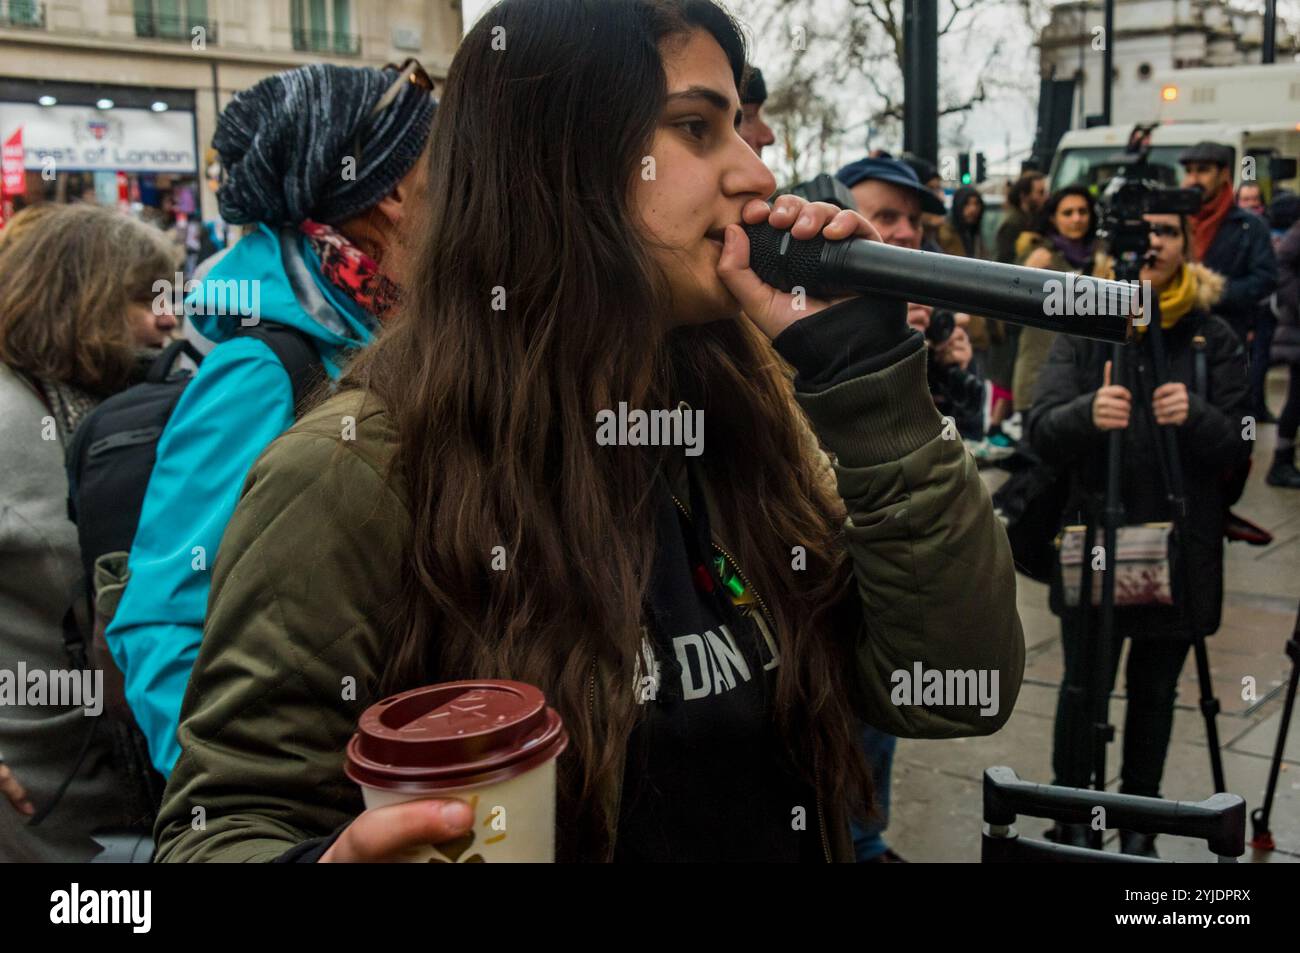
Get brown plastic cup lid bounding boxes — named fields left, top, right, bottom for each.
left=345, top=680, right=568, bottom=793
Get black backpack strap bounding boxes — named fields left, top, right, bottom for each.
left=145, top=338, right=205, bottom=384
left=233, top=323, right=326, bottom=415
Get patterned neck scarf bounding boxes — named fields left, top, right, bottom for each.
left=35, top=378, right=101, bottom=443
left=299, top=220, right=402, bottom=320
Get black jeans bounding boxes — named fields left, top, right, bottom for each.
left=1051, top=612, right=1191, bottom=798
left=1278, top=362, right=1300, bottom=450
left=1250, top=309, right=1277, bottom=414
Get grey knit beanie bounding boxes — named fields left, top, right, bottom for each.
left=214, top=63, right=436, bottom=226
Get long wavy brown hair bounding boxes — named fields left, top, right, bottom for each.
left=346, top=0, right=871, bottom=856
left=0, top=203, right=180, bottom=393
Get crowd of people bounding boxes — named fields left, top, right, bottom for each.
left=0, top=0, right=1296, bottom=864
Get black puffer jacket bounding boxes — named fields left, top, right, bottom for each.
left=1025, top=264, right=1250, bottom=638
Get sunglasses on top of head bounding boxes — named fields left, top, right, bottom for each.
left=351, top=58, right=435, bottom=169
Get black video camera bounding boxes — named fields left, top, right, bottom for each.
left=1096, top=124, right=1202, bottom=274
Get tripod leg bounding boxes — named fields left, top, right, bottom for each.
left=1190, top=634, right=1227, bottom=793
left=1251, top=624, right=1300, bottom=849
left=1143, top=313, right=1228, bottom=796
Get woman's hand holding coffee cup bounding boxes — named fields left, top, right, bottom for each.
left=717, top=195, right=882, bottom=341
left=320, top=798, right=474, bottom=863
left=344, top=681, right=567, bottom=862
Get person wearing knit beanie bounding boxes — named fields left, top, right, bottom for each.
left=214, top=62, right=436, bottom=228
left=103, top=62, right=438, bottom=781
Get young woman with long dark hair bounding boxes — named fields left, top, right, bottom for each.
left=154, top=0, right=1024, bottom=863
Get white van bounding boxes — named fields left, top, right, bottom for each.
left=1049, top=63, right=1300, bottom=199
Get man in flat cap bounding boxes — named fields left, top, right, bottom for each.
left=834, top=155, right=973, bottom=379
left=1181, top=141, right=1278, bottom=417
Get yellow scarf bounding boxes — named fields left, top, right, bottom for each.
left=1137, top=264, right=1197, bottom=334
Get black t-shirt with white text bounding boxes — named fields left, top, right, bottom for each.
left=612, top=473, right=822, bottom=862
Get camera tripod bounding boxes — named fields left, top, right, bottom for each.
left=1064, top=154, right=1226, bottom=850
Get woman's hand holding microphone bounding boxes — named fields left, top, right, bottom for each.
left=716, top=195, right=881, bottom=340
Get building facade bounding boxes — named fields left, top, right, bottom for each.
left=1039, top=0, right=1297, bottom=128
left=0, top=0, right=461, bottom=224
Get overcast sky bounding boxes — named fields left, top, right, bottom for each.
left=456, top=0, right=1295, bottom=178
left=459, top=0, right=1039, bottom=172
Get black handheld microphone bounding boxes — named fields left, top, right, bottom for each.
left=742, top=221, right=1135, bottom=344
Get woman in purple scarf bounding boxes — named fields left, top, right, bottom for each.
left=1012, top=185, right=1104, bottom=413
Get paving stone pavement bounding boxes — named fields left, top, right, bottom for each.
left=887, top=369, right=1300, bottom=863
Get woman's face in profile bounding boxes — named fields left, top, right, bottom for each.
left=631, top=29, right=776, bottom=327
left=127, top=296, right=179, bottom=348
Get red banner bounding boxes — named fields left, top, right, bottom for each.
left=1, top=126, right=24, bottom=198
left=0, top=127, right=22, bottom=224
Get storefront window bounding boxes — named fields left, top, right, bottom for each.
left=1, top=96, right=203, bottom=270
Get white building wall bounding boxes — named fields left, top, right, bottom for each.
left=1040, top=0, right=1295, bottom=128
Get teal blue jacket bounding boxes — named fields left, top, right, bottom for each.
left=105, top=224, right=377, bottom=776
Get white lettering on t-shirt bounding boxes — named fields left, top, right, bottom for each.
left=673, top=625, right=753, bottom=700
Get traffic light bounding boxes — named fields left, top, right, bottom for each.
left=959, top=153, right=971, bottom=185
left=975, top=152, right=987, bottom=184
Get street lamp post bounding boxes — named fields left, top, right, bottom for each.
left=1263, top=0, right=1277, bottom=64
left=1101, top=0, right=1114, bottom=125
left=903, top=0, right=939, bottom=165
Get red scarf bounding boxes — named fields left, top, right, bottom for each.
left=1191, top=183, right=1233, bottom=261
left=299, top=220, right=402, bottom=320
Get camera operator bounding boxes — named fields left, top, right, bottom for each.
left=1025, top=211, right=1250, bottom=857
left=834, top=156, right=986, bottom=438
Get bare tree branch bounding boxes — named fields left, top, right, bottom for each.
left=940, top=0, right=979, bottom=36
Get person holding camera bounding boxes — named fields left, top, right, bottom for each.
left=1025, top=211, right=1250, bottom=857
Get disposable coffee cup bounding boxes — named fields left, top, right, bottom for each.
left=345, top=679, right=567, bottom=863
